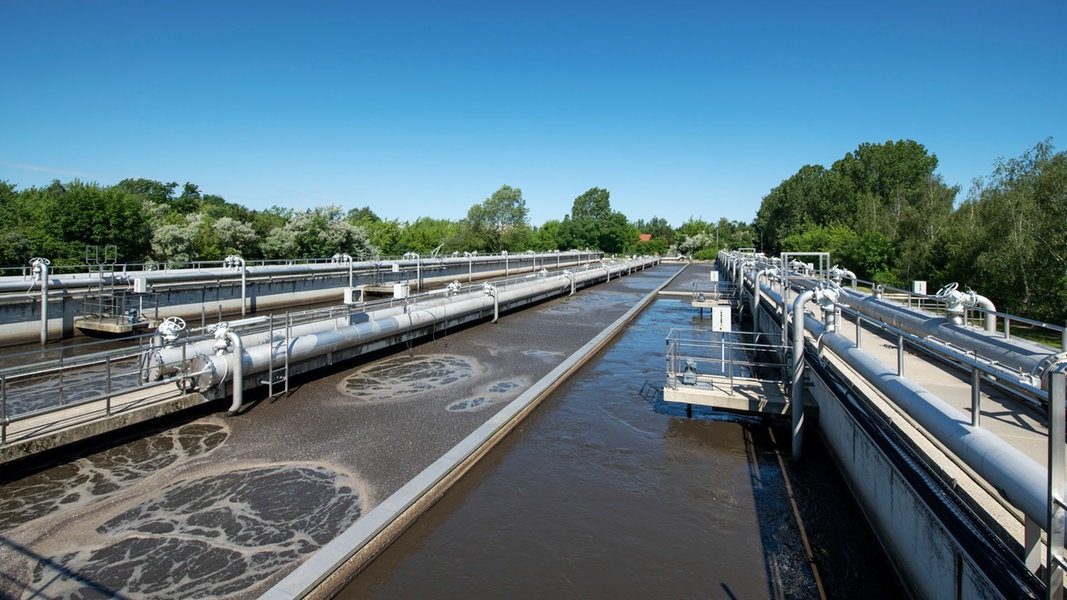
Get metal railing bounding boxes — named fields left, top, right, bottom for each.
left=665, top=328, right=787, bottom=394
left=0, top=334, right=198, bottom=445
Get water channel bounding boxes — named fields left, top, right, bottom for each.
left=0, top=264, right=902, bottom=598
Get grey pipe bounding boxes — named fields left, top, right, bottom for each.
left=792, top=290, right=814, bottom=459
left=752, top=268, right=775, bottom=318
left=812, top=315, right=1054, bottom=531
left=37, top=261, right=48, bottom=346
left=159, top=258, right=656, bottom=394
left=751, top=268, right=1058, bottom=530
left=0, top=250, right=601, bottom=293
left=835, top=288, right=1057, bottom=389
left=226, top=330, right=243, bottom=414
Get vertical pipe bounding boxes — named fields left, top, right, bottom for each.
left=791, top=290, right=814, bottom=460
left=1047, top=368, right=1066, bottom=598
left=970, top=366, right=981, bottom=428
left=40, top=268, right=48, bottom=345
left=226, top=330, right=244, bottom=414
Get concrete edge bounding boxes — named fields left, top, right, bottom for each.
left=260, top=264, right=688, bottom=599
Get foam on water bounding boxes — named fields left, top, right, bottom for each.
left=23, top=463, right=364, bottom=599
left=337, top=354, right=480, bottom=402
left=446, top=378, right=528, bottom=412
left=0, top=422, right=228, bottom=532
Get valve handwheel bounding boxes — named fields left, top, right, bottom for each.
left=936, top=282, right=958, bottom=298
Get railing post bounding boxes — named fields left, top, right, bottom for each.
left=1, top=373, right=6, bottom=445
left=106, top=355, right=113, bottom=416
left=1046, top=368, right=1066, bottom=598
left=897, top=334, right=905, bottom=376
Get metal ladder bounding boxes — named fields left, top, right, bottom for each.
left=263, top=312, right=291, bottom=397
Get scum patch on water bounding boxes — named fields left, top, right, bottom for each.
left=540, top=306, right=580, bottom=315
left=522, top=349, right=565, bottom=361
left=337, top=354, right=481, bottom=402
left=446, top=378, right=529, bottom=412
left=0, top=421, right=229, bottom=532
left=22, top=463, right=364, bottom=600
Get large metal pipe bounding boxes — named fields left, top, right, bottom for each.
left=226, top=330, right=243, bottom=414
left=30, top=259, right=49, bottom=346
left=810, top=314, right=1055, bottom=531
left=791, top=290, right=814, bottom=459
left=155, top=258, right=658, bottom=396
left=725, top=250, right=1063, bottom=530
left=0, top=250, right=603, bottom=293
left=834, top=287, right=1057, bottom=388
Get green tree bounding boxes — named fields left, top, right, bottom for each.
left=465, top=185, right=529, bottom=252
left=571, top=187, right=612, bottom=221
left=957, top=139, right=1067, bottom=321
left=396, top=217, right=461, bottom=255
left=262, top=205, right=377, bottom=259
left=49, top=181, right=152, bottom=264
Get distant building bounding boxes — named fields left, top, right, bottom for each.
left=638, top=233, right=652, bottom=242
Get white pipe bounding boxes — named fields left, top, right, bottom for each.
left=155, top=258, right=657, bottom=389
left=751, top=269, right=1059, bottom=530
left=34, top=260, right=49, bottom=346
left=226, top=330, right=243, bottom=414
left=974, top=294, right=997, bottom=332
left=791, top=290, right=814, bottom=459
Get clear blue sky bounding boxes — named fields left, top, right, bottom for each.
left=2, top=0, right=1064, bottom=228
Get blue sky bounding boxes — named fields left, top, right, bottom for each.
left=2, top=1, right=1064, bottom=228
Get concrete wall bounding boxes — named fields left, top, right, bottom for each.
left=743, top=284, right=1008, bottom=599
left=806, top=371, right=1000, bottom=599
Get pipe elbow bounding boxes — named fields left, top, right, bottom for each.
left=225, top=330, right=244, bottom=415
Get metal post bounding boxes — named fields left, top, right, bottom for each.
left=856, top=315, right=863, bottom=348
left=971, top=366, right=981, bottom=428
left=106, top=355, right=112, bottom=416
left=2, top=373, right=6, bottom=445
left=1047, top=368, right=1066, bottom=598
left=897, top=334, right=905, bottom=376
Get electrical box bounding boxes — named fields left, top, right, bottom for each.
left=393, top=283, right=410, bottom=299
left=133, top=277, right=148, bottom=293
left=709, top=271, right=719, bottom=282
left=344, top=286, right=364, bottom=304
left=912, top=281, right=927, bottom=295
left=391, top=263, right=400, bottom=273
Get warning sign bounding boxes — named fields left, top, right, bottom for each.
left=712, top=305, right=732, bottom=332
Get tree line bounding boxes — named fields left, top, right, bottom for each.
left=0, top=178, right=750, bottom=269
left=754, top=138, right=1066, bottom=323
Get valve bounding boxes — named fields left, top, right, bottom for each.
left=223, top=255, right=245, bottom=271
left=936, top=282, right=968, bottom=323
left=157, top=316, right=186, bottom=345
left=29, top=257, right=50, bottom=282
left=447, top=280, right=462, bottom=295
left=682, top=358, right=698, bottom=385
left=211, top=322, right=232, bottom=355
left=829, top=265, right=856, bottom=285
